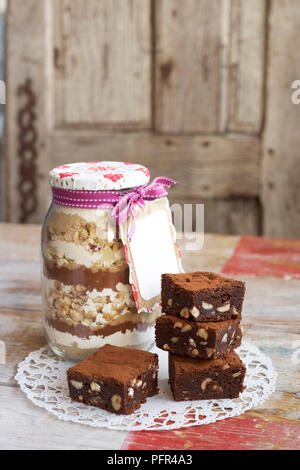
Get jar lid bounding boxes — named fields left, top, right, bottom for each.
left=49, top=161, right=150, bottom=191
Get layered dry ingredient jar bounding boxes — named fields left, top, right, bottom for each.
left=42, top=162, right=177, bottom=360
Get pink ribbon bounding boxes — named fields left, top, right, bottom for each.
left=52, top=176, right=177, bottom=241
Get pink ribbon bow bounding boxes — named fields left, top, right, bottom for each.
left=111, top=176, right=177, bottom=240
left=52, top=176, right=177, bottom=241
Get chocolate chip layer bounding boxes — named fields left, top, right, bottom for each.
left=156, top=315, right=242, bottom=359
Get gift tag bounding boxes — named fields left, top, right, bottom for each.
left=120, top=198, right=183, bottom=312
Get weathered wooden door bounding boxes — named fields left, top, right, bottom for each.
left=3, top=0, right=300, bottom=237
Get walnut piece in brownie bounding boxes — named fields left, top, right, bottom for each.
left=67, top=344, right=158, bottom=415
left=156, top=314, right=242, bottom=359
left=169, top=350, right=246, bottom=401
left=161, top=271, right=246, bottom=322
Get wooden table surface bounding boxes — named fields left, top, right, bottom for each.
left=0, top=223, right=299, bottom=450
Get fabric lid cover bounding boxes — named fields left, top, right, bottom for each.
left=49, top=161, right=150, bottom=191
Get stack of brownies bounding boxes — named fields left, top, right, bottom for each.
left=155, top=272, right=246, bottom=401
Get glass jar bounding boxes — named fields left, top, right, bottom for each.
left=41, top=162, right=160, bottom=360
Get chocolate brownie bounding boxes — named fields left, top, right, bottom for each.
left=161, top=271, right=245, bottom=322
left=169, top=351, right=246, bottom=401
left=67, top=344, right=158, bottom=415
left=155, top=314, right=242, bottom=359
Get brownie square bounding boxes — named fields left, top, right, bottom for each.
left=169, top=351, right=246, bottom=401
left=67, top=344, right=158, bottom=415
left=161, top=271, right=246, bottom=322
left=156, top=314, right=242, bottom=359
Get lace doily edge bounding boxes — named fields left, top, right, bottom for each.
left=14, top=341, right=278, bottom=432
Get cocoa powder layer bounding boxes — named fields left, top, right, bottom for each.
left=161, top=271, right=246, bottom=322
left=67, top=344, right=158, bottom=384
left=163, top=271, right=245, bottom=291
left=46, top=317, right=155, bottom=339
left=43, top=260, right=129, bottom=290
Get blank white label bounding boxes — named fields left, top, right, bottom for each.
left=129, top=209, right=180, bottom=300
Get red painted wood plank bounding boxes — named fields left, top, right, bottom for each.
left=122, top=416, right=300, bottom=450
left=222, top=236, right=300, bottom=278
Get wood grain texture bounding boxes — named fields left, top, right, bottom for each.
left=203, top=197, right=261, bottom=236
left=50, top=129, right=261, bottom=235
left=53, top=0, right=151, bottom=128
left=4, top=0, right=52, bottom=223
left=223, top=236, right=300, bottom=278
left=1, top=223, right=300, bottom=449
left=262, top=0, right=300, bottom=237
left=155, top=0, right=228, bottom=133
left=50, top=129, right=260, bottom=198
left=227, top=0, right=266, bottom=133
left=155, top=0, right=266, bottom=135
left=3, top=0, right=264, bottom=236
left=123, top=416, right=300, bottom=450
left=181, top=232, right=239, bottom=273
left=171, top=196, right=261, bottom=241
left=0, top=387, right=126, bottom=450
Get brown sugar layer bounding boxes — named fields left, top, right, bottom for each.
left=155, top=315, right=242, bottom=359
left=161, top=271, right=246, bottom=322
left=67, top=344, right=159, bottom=414
left=47, top=316, right=155, bottom=339
left=45, top=208, right=116, bottom=248
left=44, top=260, right=130, bottom=290
left=168, top=350, right=246, bottom=401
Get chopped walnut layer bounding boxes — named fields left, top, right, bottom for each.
left=44, top=279, right=138, bottom=329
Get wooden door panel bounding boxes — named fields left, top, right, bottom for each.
left=228, top=0, right=266, bottom=133
left=53, top=0, right=151, bottom=128
left=155, top=0, right=266, bottom=134
left=4, top=0, right=52, bottom=223
left=155, top=0, right=227, bottom=133
left=262, top=0, right=300, bottom=238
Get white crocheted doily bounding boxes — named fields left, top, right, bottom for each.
left=15, top=342, right=276, bottom=431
